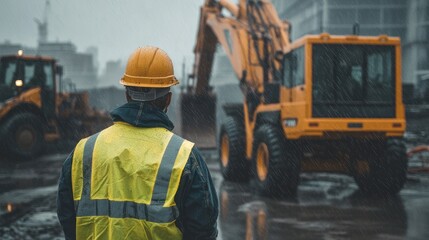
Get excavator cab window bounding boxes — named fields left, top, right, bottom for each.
left=42, top=62, right=54, bottom=91
left=283, top=53, right=293, bottom=88
left=312, top=44, right=396, bottom=118
left=9, top=59, right=54, bottom=92
left=25, top=61, right=49, bottom=90
left=0, top=59, right=17, bottom=101
left=294, top=47, right=305, bottom=86
left=55, top=65, right=63, bottom=93
left=313, top=44, right=394, bottom=104
left=283, top=47, right=304, bottom=88
left=24, top=62, right=37, bottom=87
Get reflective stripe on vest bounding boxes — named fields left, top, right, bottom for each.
left=74, top=132, right=184, bottom=223
left=71, top=123, right=194, bottom=239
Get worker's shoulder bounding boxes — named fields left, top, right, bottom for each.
left=74, top=125, right=111, bottom=149
left=169, top=132, right=196, bottom=153
left=172, top=133, right=195, bottom=145
left=183, top=143, right=208, bottom=167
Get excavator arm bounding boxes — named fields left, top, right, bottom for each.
left=190, top=1, right=218, bottom=95
left=181, top=0, right=291, bottom=148
left=189, top=0, right=291, bottom=95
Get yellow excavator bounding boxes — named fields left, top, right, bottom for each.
left=181, top=0, right=407, bottom=196
left=0, top=52, right=111, bottom=160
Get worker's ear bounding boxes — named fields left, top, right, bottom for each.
left=164, top=92, right=172, bottom=113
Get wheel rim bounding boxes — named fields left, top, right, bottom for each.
left=15, top=126, right=36, bottom=150
left=256, top=142, right=269, bottom=181
left=221, top=134, right=230, bottom=167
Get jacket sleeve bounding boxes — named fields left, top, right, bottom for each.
left=57, top=151, right=76, bottom=240
left=175, top=147, right=219, bottom=240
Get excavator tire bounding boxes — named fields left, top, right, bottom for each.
left=351, top=139, right=408, bottom=195
left=219, top=116, right=249, bottom=181
left=252, top=124, right=301, bottom=198
left=0, top=113, right=45, bottom=160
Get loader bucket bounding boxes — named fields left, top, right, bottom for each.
left=180, top=92, right=217, bottom=149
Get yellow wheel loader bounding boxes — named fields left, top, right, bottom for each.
left=181, top=0, right=407, bottom=196
left=0, top=53, right=111, bottom=160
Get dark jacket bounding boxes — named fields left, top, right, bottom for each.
left=57, top=101, right=218, bottom=240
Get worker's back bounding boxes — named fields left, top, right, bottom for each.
left=58, top=46, right=218, bottom=240
left=71, top=122, right=193, bottom=239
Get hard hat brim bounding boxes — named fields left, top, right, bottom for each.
left=120, top=75, right=179, bottom=88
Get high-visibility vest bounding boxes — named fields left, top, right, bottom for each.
left=71, top=122, right=194, bottom=239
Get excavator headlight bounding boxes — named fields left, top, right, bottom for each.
left=15, top=79, right=23, bottom=87
left=284, top=118, right=297, bottom=127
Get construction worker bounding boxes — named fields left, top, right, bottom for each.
left=57, top=46, right=219, bottom=239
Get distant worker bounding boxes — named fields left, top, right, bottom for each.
left=57, top=46, right=218, bottom=240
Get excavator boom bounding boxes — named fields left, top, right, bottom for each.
left=181, top=0, right=291, bottom=147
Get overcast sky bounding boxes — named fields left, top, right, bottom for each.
left=0, top=0, right=202, bottom=76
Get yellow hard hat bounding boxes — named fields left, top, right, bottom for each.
left=120, top=46, right=179, bottom=88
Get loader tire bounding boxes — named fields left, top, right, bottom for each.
left=219, top=116, right=249, bottom=181
left=352, top=139, right=407, bottom=195
left=252, top=124, right=301, bottom=198
left=1, top=113, right=45, bottom=160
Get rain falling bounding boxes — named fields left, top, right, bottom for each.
left=1, top=0, right=429, bottom=239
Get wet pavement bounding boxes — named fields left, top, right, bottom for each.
left=214, top=171, right=429, bottom=240
left=0, top=150, right=429, bottom=239
left=0, top=153, right=66, bottom=239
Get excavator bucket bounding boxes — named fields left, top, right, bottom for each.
left=180, top=92, right=217, bottom=149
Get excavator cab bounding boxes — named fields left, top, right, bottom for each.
left=0, top=55, right=59, bottom=118
left=279, top=36, right=401, bottom=140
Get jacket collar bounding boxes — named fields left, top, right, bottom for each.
left=110, top=101, right=174, bottom=131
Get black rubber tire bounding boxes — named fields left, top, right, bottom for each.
left=0, top=113, right=45, bottom=160
left=351, top=139, right=408, bottom=195
left=252, top=124, right=301, bottom=198
left=219, top=116, right=249, bottom=182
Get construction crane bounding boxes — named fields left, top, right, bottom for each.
left=181, top=0, right=407, bottom=197
left=34, top=0, right=50, bottom=44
